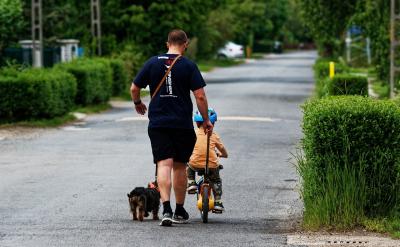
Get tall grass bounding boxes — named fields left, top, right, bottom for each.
left=297, top=151, right=367, bottom=229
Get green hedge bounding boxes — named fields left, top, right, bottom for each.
left=0, top=68, right=77, bottom=120
left=328, top=74, right=368, bottom=96
left=299, top=96, right=400, bottom=228
left=109, top=59, right=128, bottom=96
left=57, top=58, right=112, bottom=105
left=94, top=58, right=128, bottom=96
left=316, top=74, right=368, bottom=98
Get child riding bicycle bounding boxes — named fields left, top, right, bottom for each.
left=187, top=108, right=228, bottom=213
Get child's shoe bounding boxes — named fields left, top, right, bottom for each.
left=213, top=200, right=225, bottom=213
left=187, top=180, right=197, bottom=194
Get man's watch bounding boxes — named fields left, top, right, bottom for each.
left=133, top=99, right=142, bottom=105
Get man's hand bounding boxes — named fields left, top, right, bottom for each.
left=131, top=84, right=147, bottom=115
left=202, top=119, right=213, bottom=135
left=135, top=102, right=147, bottom=115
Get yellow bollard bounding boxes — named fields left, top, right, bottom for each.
left=329, top=62, right=335, bottom=79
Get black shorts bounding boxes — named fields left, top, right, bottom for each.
left=148, top=128, right=196, bottom=164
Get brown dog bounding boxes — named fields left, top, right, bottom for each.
left=127, top=187, right=160, bottom=221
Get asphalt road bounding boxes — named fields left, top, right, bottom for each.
left=0, top=51, right=316, bottom=247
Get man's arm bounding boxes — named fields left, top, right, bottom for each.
left=193, top=87, right=213, bottom=134
left=130, top=83, right=147, bottom=115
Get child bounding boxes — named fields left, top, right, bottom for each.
left=187, top=108, right=228, bottom=212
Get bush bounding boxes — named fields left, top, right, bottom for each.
left=95, top=58, right=128, bottom=96
left=114, top=43, right=145, bottom=81
left=315, top=77, right=330, bottom=98
left=299, top=96, right=400, bottom=228
left=315, top=74, right=368, bottom=98
left=0, top=68, right=77, bottom=120
left=327, top=74, right=368, bottom=96
left=57, top=58, right=112, bottom=105
left=109, top=59, right=129, bottom=96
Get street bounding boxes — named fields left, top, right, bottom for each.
left=0, top=51, right=316, bottom=247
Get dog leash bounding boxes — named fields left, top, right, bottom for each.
left=150, top=54, right=182, bottom=187
left=205, top=130, right=211, bottom=178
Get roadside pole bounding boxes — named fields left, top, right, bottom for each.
left=31, top=0, right=43, bottom=68
left=345, top=31, right=351, bottom=63
left=91, top=0, right=102, bottom=56
left=390, top=0, right=396, bottom=98
left=329, top=62, right=335, bottom=79
left=366, top=37, right=371, bottom=65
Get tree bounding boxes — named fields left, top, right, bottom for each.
left=230, top=0, right=271, bottom=48
left=298, top=0, right=358, bottom=57
left=264, top=0, right=289, bottom=41
left=196, top=5, right=235, bottom=59
left=282, top=0, right=312, bottom=45
left=102, top=0, right=215, bottom=56
left=21, top=0, right=91, bottom=47
left=0, top=0, right=25, bottom=52
left=350, top=0, right=390, bottom=81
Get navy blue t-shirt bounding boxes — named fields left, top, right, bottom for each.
left=133, top=54, right=206, bottom=129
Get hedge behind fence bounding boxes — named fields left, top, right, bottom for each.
left=0, top=68, right=77, bottom=120
left=57, top=58, right=112, bottom=105
left=299, top=96, right=400, bottom=228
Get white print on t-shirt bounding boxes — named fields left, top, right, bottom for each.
left=165, top=65, right=173, bottom=95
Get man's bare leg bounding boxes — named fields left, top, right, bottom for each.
left=173, top=162, right=187, bottom=204
left=157, top=158, right=173, bottom=203
left=157, top=158, right=174, bottom=226
left=172, top=161, right=189, bottom=222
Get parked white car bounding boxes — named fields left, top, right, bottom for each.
left=217, top=41, right=244, bottom=58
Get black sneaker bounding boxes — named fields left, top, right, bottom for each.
left=173, top=208, right=189, bottom=224
left=159, top=212, right=173, bottom=226
left=213, top=201, right=224, bottom=213
left=187, top=180, right=197, bottom=194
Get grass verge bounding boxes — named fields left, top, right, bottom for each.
left=0, top=103, right=113, bottom=128
left=363, top=218, right=400, bottom=238
left=198, top=58, right=244, bottom=72
left=251, top=53, right=265, bottom=59
left=72, top=103, right=112, bottom=114
left=111, top=89, right=150, bottom=101
left=0, top=114, right=76, bottom=128
left=371, top=80, right=390, bottom=99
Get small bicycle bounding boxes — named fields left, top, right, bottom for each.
left=192, top=133, right=222, bottom=223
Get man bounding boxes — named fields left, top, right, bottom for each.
left=131, top=29, right=213, bottom=226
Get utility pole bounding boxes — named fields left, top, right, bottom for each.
left=31, top=0, right=43, bottom=67
left=345, top=31, right=351, bottom=63
left=91, top=0, right=102, bottom=56
left=366, top=37, right=371, bottom=65
left=390, top=0, right=399, bottom=99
